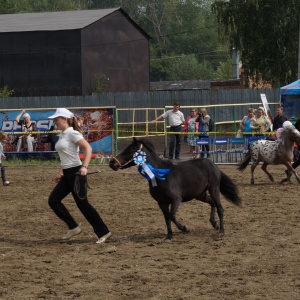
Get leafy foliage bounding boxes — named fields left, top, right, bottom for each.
left=94, top=74, right=108, bottom=93
left=212, top=0, right=300, bottom=87
left=0, top=86, right=14, bottom=97
left=165, top=55, right=215, bottom=80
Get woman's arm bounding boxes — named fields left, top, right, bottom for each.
left=55, top=167, right=64, bottom=183
left=15, top=109, right=25, bottom=123
left=201, top=116, right=210, bottom=125
left=183, top=116, right=190, bottom=131
left=250, top=118, right=259, bottom=130
left=77, top=138, right=92, bottom=176
left=265, top=118, right=271, bottom=131
left=240, top=116, right=246, bottom=130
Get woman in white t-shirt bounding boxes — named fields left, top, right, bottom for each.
left=48, top=108, right=111, bottom=244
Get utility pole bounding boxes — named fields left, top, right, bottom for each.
left=232, top=48, right=239, bottom=79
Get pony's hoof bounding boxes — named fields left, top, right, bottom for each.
left=217, top=234, right=224, bottom=240
left=164, top=238, right=172, bottom=243
left=214, top=232, right=224, bottom=240
left=210, top=221, right=219, bottom=230
left=280, top=178, right=291, bottom=184
left=251, top=181, right=254, bottom=185
left=184, top=226, right=190, bottom=233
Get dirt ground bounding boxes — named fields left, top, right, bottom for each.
left=1, top=162, right=300, bottom=300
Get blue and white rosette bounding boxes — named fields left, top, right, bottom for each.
left=133, top=151, right=157, bottom=187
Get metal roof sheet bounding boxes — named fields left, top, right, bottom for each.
left=0, top=8, right=120, bottom=32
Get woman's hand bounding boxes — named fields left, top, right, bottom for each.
left=55, top=173, right=63, bottom=183
left=79, top=166, right=88, bottom=176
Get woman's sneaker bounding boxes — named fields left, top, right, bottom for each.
left=3, top=181, right=10, bottom=186
left=62, top=226, right=82, bottom=240
left=96, top=232, right=112, bottom=244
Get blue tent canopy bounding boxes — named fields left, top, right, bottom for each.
left=280, top=79, right=300, bottom=96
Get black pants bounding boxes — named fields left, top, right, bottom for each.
left=0, top=163, right=7, bottom=183
left=169, top=125, right=182, bottom=158
left=292, top=158, right=300, bottom=169
left=48, top=166, right=109, bottom=238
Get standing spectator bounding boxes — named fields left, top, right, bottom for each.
left=0, top=131, right=10, bottom=186
left=47, top=123, right=59, bottom=151
left=272, top=106, right=287, bottom=131
left=48, top=108, right=111, bottom=243
left=15, top=109, right=37, bottom=152
left=183, top=108, right=199, bottom=157
left=251, top=107, right=271, bottom=135
left=290, top=119, right=300, bottom=170
left=195, top=108, right=211, bottom=158
left=239, top=108, right=255, bottom=136
left=152, top=102, right=185, bottom=159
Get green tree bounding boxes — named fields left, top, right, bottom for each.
left=212, top=0, right=300, bottom=87
left=165, top=54, right=215, bottom=80
left=0, top=0, right=82, bottom=13
left=215, top=58, right=232, bottom=80
left=0, top=86, right=14, bottom=97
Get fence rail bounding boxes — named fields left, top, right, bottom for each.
left=115, top=102, right=279, bottom=153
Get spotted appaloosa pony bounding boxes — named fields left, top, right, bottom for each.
left=237, top=126, right=300, bottom=184
left=110, top=137, right=241, bottom=242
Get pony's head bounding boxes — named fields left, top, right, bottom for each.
left=281, top=125, right=300, bottom=145
left=109, top=137, right=157, bottom=170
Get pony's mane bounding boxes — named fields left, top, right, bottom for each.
left=138, top=138, right=156, bottom=154
left=281, top=126, right=295, bottom=140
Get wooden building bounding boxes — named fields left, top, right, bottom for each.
left=0, top=8, right=150, bottom=96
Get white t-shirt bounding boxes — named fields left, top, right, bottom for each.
left=55, top=127, right=83, bottom=169
left=162, top=110, right=185, bottom=126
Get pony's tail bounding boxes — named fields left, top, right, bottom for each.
left=220, top=171, right=242, bottom=206
left=237, top=151, right=251, bottom=171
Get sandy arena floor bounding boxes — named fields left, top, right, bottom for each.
left=1, top=162, right=300, bottom=300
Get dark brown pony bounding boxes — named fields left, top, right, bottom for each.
left=109, top=138, right=241, bottom=242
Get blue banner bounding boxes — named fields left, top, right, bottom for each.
left=0, top=108, right=113, bottom=153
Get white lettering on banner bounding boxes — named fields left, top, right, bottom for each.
left=2, top=121, right=14, bottom=131
left=37, top=120, right=52, bottom=130
left=1, top=120, right=54, bottom=131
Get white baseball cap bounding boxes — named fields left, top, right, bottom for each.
left=48, top=108, right=74, bottom=119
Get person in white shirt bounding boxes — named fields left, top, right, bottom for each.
left=152, top=102, right=185, bottom=159
left=48, top=108, right=111, bottom=244
left=15, top=110, right=37, bottom=152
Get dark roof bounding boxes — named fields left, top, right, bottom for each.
left=150, top=79, right=242, bottom=91
left=150, top=80, right=211, bottom=91
left=0, top=8, right=121, bottom=32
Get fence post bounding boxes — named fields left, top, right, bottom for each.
left=113, top=107, right=118, bottom=155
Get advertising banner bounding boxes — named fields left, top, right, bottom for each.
left=0, top=107, right=114, bottom=153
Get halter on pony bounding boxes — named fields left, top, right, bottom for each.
left=112, top=143, right=143, bottom=168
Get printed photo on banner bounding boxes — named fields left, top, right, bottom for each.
left=0, top=108, right=114, bottom=153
